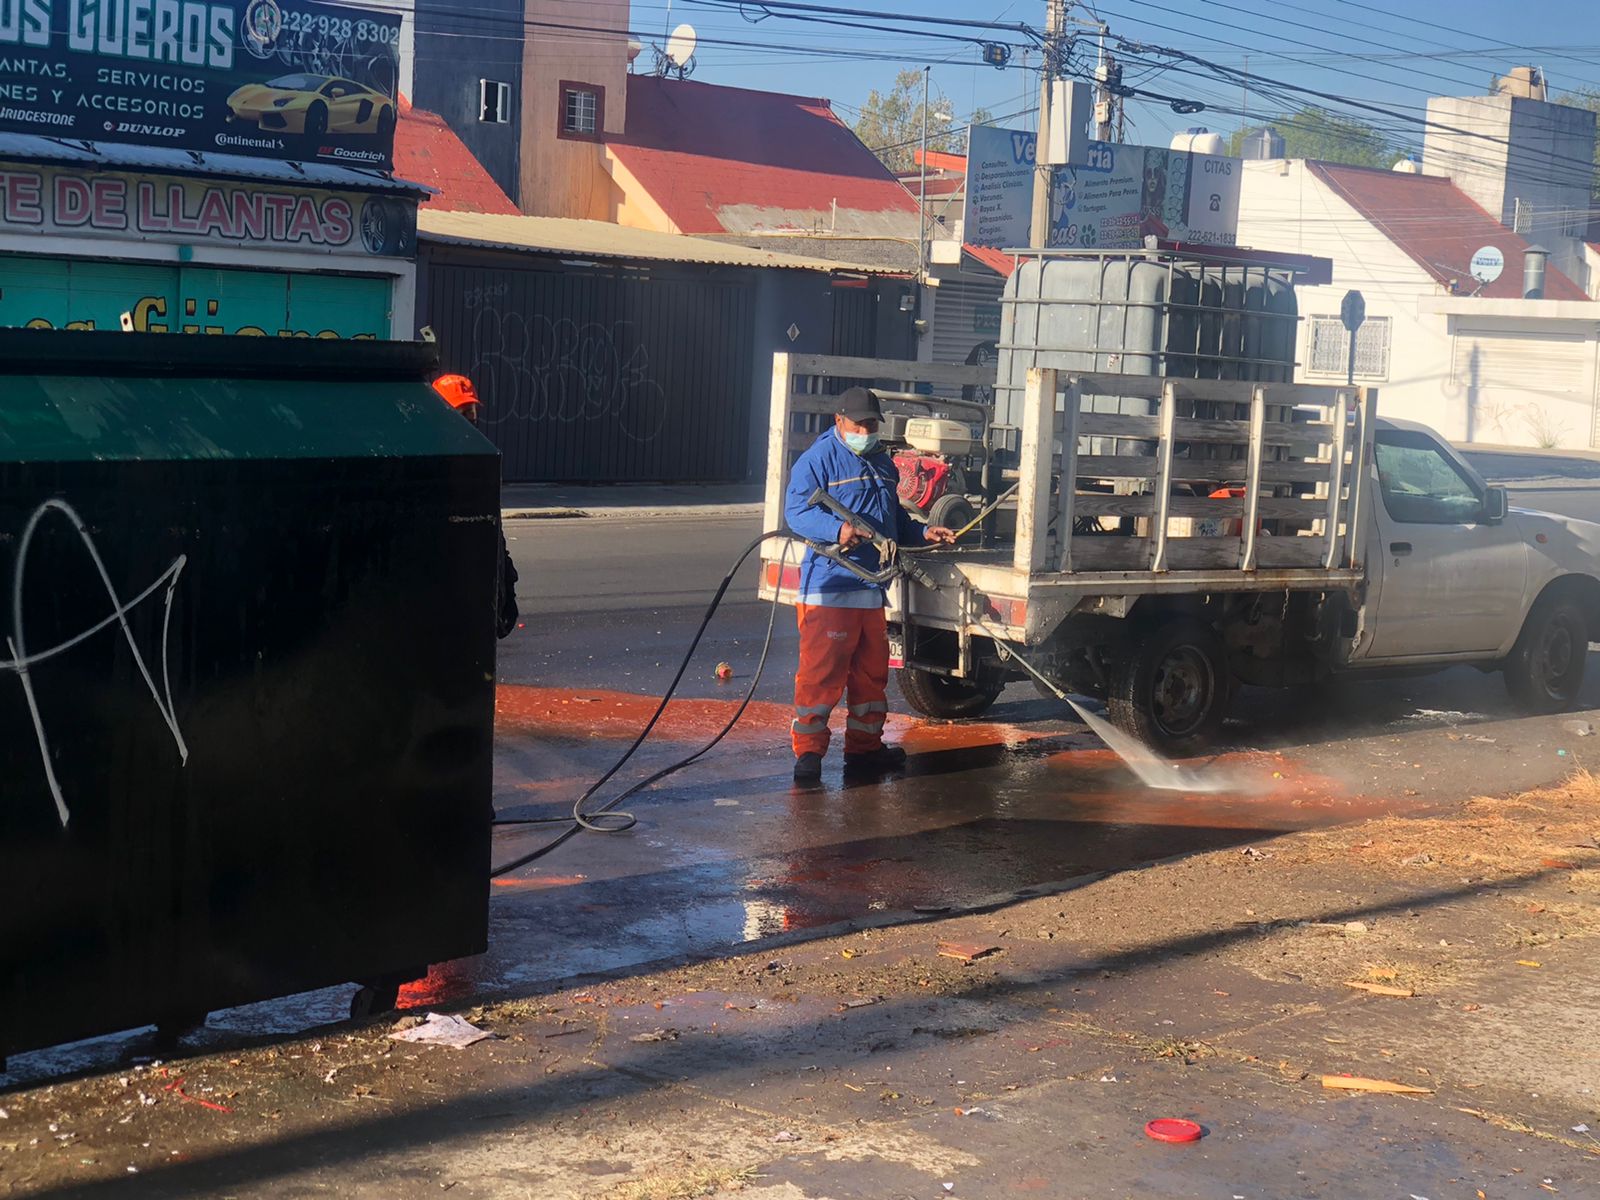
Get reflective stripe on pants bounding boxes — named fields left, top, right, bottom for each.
left=792, top=603, right=890, bottom=757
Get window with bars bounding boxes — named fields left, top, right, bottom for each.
left=560, top=84, right=602, bottom=139
left=1307, top=315, right=1391, bottom=380
left=479, top=79, right=511, bottom=124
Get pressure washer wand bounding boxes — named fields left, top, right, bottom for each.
left=803, top=487, right=939, bottom=589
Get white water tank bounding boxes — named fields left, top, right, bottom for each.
left=1393, top=156, right=1422, bottom=174
left=1170, top=127, right=1226, bottom=156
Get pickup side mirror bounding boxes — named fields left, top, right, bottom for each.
left=1484, top=485, right=1509, bottom=524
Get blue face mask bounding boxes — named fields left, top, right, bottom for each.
left=843, top=430, right=879, bottom=454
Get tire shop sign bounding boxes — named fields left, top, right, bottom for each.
left=0, top=160, right=415, bottom=254
left=0, top=0, right=401, bottom=168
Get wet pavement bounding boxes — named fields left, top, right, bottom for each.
left=7, top=513, right=1600, bottom=1087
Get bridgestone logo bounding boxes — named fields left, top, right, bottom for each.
left=0, top=108, right=71, bottom=126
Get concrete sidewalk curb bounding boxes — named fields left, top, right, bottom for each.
left=503, top=503, right=767, bottom=521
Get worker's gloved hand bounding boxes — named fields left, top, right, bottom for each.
left=924, top=525, right=959, bottom=545
left=838, top=522, right=874, bottom=548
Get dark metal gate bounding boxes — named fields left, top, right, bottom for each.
left=427, top=257, right=755, bottom=483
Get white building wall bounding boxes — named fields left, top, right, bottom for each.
left=1235, top=160, right=1464, bottom=439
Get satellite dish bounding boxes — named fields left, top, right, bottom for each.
left=666, top=23, right=697, bottom=67
left=1470, top=245, right=1506, bottom=285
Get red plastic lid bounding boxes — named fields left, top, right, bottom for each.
left=1145, top=1118, right=1204, bottom=1143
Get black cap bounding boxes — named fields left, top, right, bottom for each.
left=836, top=386, right=883, bottom=423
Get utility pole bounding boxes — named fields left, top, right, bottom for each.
left=1028, top=0, right=1066, bottom=248
left=918, top=64, right=930, bottom=278
left=1093, top=31, right=1120, bottom=143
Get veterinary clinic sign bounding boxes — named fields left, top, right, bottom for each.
left=0, top=0, right=401, bottom=167
left=0, top=162, right=414, bottom=254
left=963, top=122, right=1034, bottom=250
left=1048, top=141, right=1241, bottom=250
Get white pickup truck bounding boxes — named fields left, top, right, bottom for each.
left=762, top=356, right=1600, bottom=752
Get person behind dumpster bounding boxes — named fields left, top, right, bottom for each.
left=433, top=374, right=520, bottom=640
left=783, top=386, right=958, bottom=783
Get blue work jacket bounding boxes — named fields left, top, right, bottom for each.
left=784, top=428, right=928, bottom=605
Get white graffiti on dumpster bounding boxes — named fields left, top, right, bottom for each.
left=2, top=500, right=189, bottom=829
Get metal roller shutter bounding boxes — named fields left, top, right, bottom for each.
left=1450, top=328, right=1590, bottom=395
left=931, top=275, right=1005, bottom=365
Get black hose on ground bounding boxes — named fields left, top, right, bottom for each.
left=488, top=532, right=792, bottom=878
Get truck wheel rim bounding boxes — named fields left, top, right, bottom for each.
left=1153, top=646, right=1214, bottom=736
left=1538, top=622, right=1575, bottom=691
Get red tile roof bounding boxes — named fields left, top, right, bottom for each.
left=607, top=76, right=918, bottom=235
left=394, top=100, right=518, bottom=216
left=965, top=244, right=1018, bottom=277
left=1309, top=161, right=1588, bottom=301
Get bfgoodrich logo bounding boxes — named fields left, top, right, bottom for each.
left=321, top=146, right=387, bottom=163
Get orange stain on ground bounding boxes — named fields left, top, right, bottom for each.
left=496, top=684, right=788, bottom=743
left=1041, top=747, right=1394, bottom=830
left=496, top=684, right=1056, bottom=753
left=490, top=874, right=589, bottom=890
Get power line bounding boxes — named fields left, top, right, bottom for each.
left=1109, top=40, right=1600, bottom=194
left=383, top=0, right=1597, bottom=202
left=1309, top=0, right=1600, bottom=89
left=1098, top=0, right=1569, bottom=123
left=686, top=0, right=1042, bottom=43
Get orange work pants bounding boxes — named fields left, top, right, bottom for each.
left=792, top=604, right=889, bottom=758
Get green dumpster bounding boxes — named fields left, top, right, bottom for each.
left=0, top=330, right=499, bottom=1059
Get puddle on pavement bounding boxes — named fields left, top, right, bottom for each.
left=6, top=684, right=1405, bottom=1088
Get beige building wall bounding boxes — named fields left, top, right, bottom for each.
left=518, top=0, right=631, bottom=219
left=607, top=153, right=681, bottom=233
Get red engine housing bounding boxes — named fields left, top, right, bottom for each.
left=894, top=452, right=951, bottom=511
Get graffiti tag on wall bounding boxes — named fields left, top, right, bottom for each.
left=467, top=310, right=669, bottom=444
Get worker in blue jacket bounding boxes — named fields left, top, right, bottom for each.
left=784, top=387, right=956, bottom=783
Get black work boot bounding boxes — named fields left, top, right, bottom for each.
left=843, top=744, right=908, bottom=776
left=793, top=752, right=824, bottom=783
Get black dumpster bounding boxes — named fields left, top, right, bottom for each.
left=0, top=331, right=497, bottom=1059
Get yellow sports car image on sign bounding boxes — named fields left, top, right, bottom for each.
left=227, top=74, right=397, bottom=139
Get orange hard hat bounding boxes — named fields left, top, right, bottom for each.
left=433, top=374, right=480, bottom=409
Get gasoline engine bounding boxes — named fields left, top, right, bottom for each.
left=886, top=416, right=987, bottom=532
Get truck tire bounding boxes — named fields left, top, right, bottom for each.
left=1504, top=595, right=1588, bottom=713
left=1107, top=619, right=1230, bottom=754
left=898, top=666, right=1002, bottom=719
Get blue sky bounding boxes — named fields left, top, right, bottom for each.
left=644, top=0, right=1599, bottom=153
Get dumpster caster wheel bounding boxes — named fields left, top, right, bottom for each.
left=350, top=981, right=402, bottom=1021
left=350, top=983, right=400, bottom=1020
left=154, top=1015, right=207, bottom=1049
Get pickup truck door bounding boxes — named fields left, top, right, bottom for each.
left=1361, top=428, right=1527, bottom=659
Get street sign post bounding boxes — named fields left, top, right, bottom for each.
left=1340, top=289, right=1366, bottom=387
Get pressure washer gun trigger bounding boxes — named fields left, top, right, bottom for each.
left=805, top=487, right=939, bottom=590
left=806, top=487, right=884, bottom=549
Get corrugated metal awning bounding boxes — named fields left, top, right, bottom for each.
left=418, top=210, right=899, bottom=275
left=0, top=134, right=429, bottom=196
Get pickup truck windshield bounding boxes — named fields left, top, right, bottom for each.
left=1375, top=430, right=1484, bottom=524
